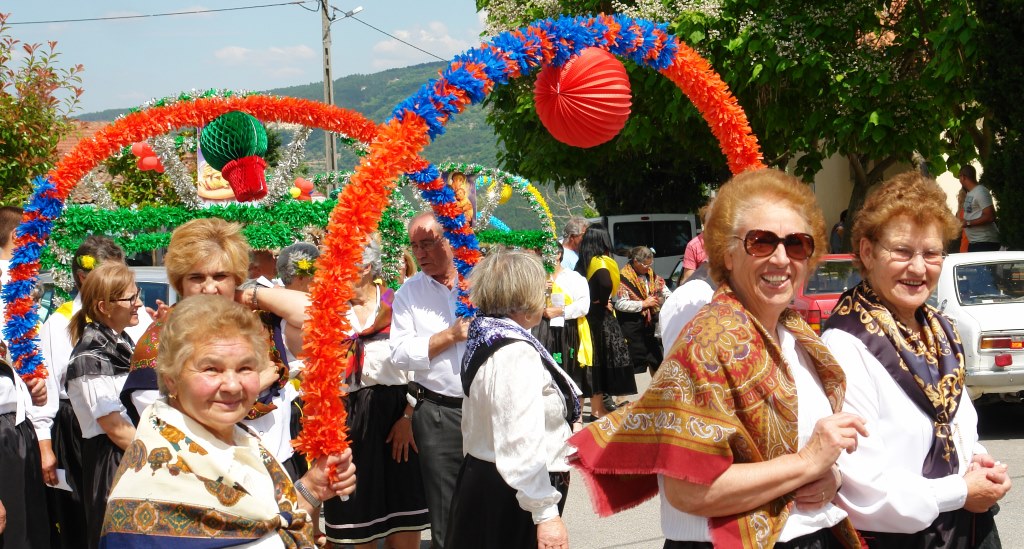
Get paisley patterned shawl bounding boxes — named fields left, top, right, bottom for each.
left=100, top=399, right=314, bottom=548
left=824, top=281, right=965, bottom=478
left=342, top=285, right=395, bottom=386
left=568, top=285, right=863, bottom=549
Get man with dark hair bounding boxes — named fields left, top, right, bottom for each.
left=959, top=165, right=1001, bottom=252
left=33, top=236, right=152, bottom=549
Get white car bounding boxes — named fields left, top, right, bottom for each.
left=36, top=266, right=177, bottom=323
left=933, top=251, right=1024, bottom=401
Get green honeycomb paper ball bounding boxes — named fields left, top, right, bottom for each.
left=199, top=111, right=268, bottom=171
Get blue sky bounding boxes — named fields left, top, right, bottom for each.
left=5, top=1, right=484, bottom=114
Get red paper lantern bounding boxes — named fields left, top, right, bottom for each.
left=534, top=47, right=632, bottom=148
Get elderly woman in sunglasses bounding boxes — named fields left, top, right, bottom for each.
left=821, top=172, right=1009, bottom=548
left=570, top=169, right=868, bottom=549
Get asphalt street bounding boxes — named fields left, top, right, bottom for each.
left=380, top=372, right=1023, bottom=548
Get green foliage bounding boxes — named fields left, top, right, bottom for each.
left=103, top=150, right=182, bottom=208
left=0, top=13, right=84, bottom=205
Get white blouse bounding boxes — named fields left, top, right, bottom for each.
left=659, top=326, right=848, bottom=542
left=462, top=340, right=572, bottom=525
left=549, top=268, right=590, bottom=328
left=345, top=287, right=412, bottom=390
left=67, top=372, right=131, bottom=439
left=823, top=328, right=977, bottom=533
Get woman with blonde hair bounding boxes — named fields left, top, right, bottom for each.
left=121, top=217, right=312, bottom=480
left=824, top=172, right=1009, bottom=547
left=571, top=169, right=867, bottom=548
left=65, top=262, right=142, bottom=549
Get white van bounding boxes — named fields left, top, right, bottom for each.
left=588, top=214, right=700, bottom=281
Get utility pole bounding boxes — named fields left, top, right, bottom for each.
left=320, top=2, right=363, bottom=174
left=320, top=0, right=337, bottom=173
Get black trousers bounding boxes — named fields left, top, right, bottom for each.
left=411, top=398, right=463, bottom=549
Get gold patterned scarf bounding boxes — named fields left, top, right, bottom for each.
left=568, top=285, right=863, bottom=549
left=618, top=262, right=667, bottom=323
left=101, top=399, right=314, bottom=548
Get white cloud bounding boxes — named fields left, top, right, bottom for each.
left=370, top=21, right=472, bottom=70
left=212, top=44, right=316, bottom=78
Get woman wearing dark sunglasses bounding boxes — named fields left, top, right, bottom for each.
left=822, top=172, right=1009, bottom=548
left=570, top=169, right=868, bottom=548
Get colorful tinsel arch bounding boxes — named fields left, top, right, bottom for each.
left=299, top=13, right=764, bottom=461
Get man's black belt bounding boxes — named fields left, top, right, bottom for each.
left=412, top=382, right=463, bottom=408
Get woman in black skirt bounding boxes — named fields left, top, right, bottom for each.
left=574, top=224, right=636, bottom=418
left=446, top=249, right=581, bottom=549
left=533, top=244, right=593, bottom=395
left=322, top=237, right=429, bottom=548
left=0, top=354, right=50, bottom=548
left=65, top=262, right=141, bottom=549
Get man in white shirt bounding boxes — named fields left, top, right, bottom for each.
left=659, top=263, right=716, bottom=353
left=390, top=212, right=469, bottom=548
left=958, top=165, right=1000, bottom=251
left=560, top=217, right=588, bottom=271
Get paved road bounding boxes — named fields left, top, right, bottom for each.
left=382, top=375, right=1023, bottom=548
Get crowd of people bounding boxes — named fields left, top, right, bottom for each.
left=0, top=165, right=1012, bottom=548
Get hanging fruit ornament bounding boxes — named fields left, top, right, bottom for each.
left=534, top=47, right=632, bottom=148
left=199, top=111, right=269, bottom=201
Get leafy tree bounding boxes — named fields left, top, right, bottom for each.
left=0, top=13, right=83, bottom=205
left=478, top=0, right=987, bottom=224
left=974, top=0, right=1024, bottom=249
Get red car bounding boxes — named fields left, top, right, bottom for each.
left=791, top=254, right=861, bottom=334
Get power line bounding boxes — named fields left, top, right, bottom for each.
left=348, top=15, right=447, bottom=62
left=6, top=1, right=307, bottom=25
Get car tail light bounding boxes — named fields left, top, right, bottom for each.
left=980, top=335, right=1024, bottom=351
left=995, top=354, right=1013, bottom=367
left=799, top=308, right=822, bottom=335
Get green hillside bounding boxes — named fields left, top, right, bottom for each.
left=78, top=62, right=499, bottom=170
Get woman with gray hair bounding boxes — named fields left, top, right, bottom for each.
left=615, top=246, right=671, bottom=374
left=445, top=249, right=581, bottom=549
left=322, top=236, right=429, bottom=548
left=276, top=242, right=320, bottom=292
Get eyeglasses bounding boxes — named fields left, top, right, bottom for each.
left=879, top=244, right=946, bottom=265
left=113, top=290, right=141, bottom=304
left=633, top=259, right=653, bottom=268
left=409, top=239, right=442, bottom=252
left=734, top=230, right=815, bottom=260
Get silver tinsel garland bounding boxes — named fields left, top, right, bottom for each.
left=150, top=136, right=202, bottom=209
left=263, top=126, right=312, bottom=207
left=76, top=168, right=117, bottom=210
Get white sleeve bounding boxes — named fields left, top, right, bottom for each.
left=389, top=288, right=432, bottom=372
left=29, top=318, right=64, bottom=439
left=825, top=329, right=967, bottom=533
left=562, top=274, right=590, bottom=320
left=484, top=343, right=563, bottom=524
left=68, top=374, right=126, bottom=423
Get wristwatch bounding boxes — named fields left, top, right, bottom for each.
left=294, top=479, right=322, bottom=508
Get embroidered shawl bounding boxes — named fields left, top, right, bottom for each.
left=618, top=262, right=667, bottom=322
left=568, top=286, right=864, bottom=549
left=462, top=316, right=582, bottom=425
left=824, top=281, right=965, bottom=477
left=66, top=322, right=135, bottom=382
left=100, top=399, right=314, bottom=548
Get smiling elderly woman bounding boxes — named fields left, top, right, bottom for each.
left=570, top=169, right=868, bottom=549
left=822, top=172, right=1010, bottom=548
left=100, top=296, right=355, bottom=548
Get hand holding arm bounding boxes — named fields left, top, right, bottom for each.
left=428, top=317, right=470, bottom=360
left=963, top=464, right=1011, bottom=513
left=26, top=377, right=47, bottom=407
left=793, top=465, right=842, bottom=511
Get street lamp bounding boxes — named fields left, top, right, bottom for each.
left=321, top=3, right=363, bottom=173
